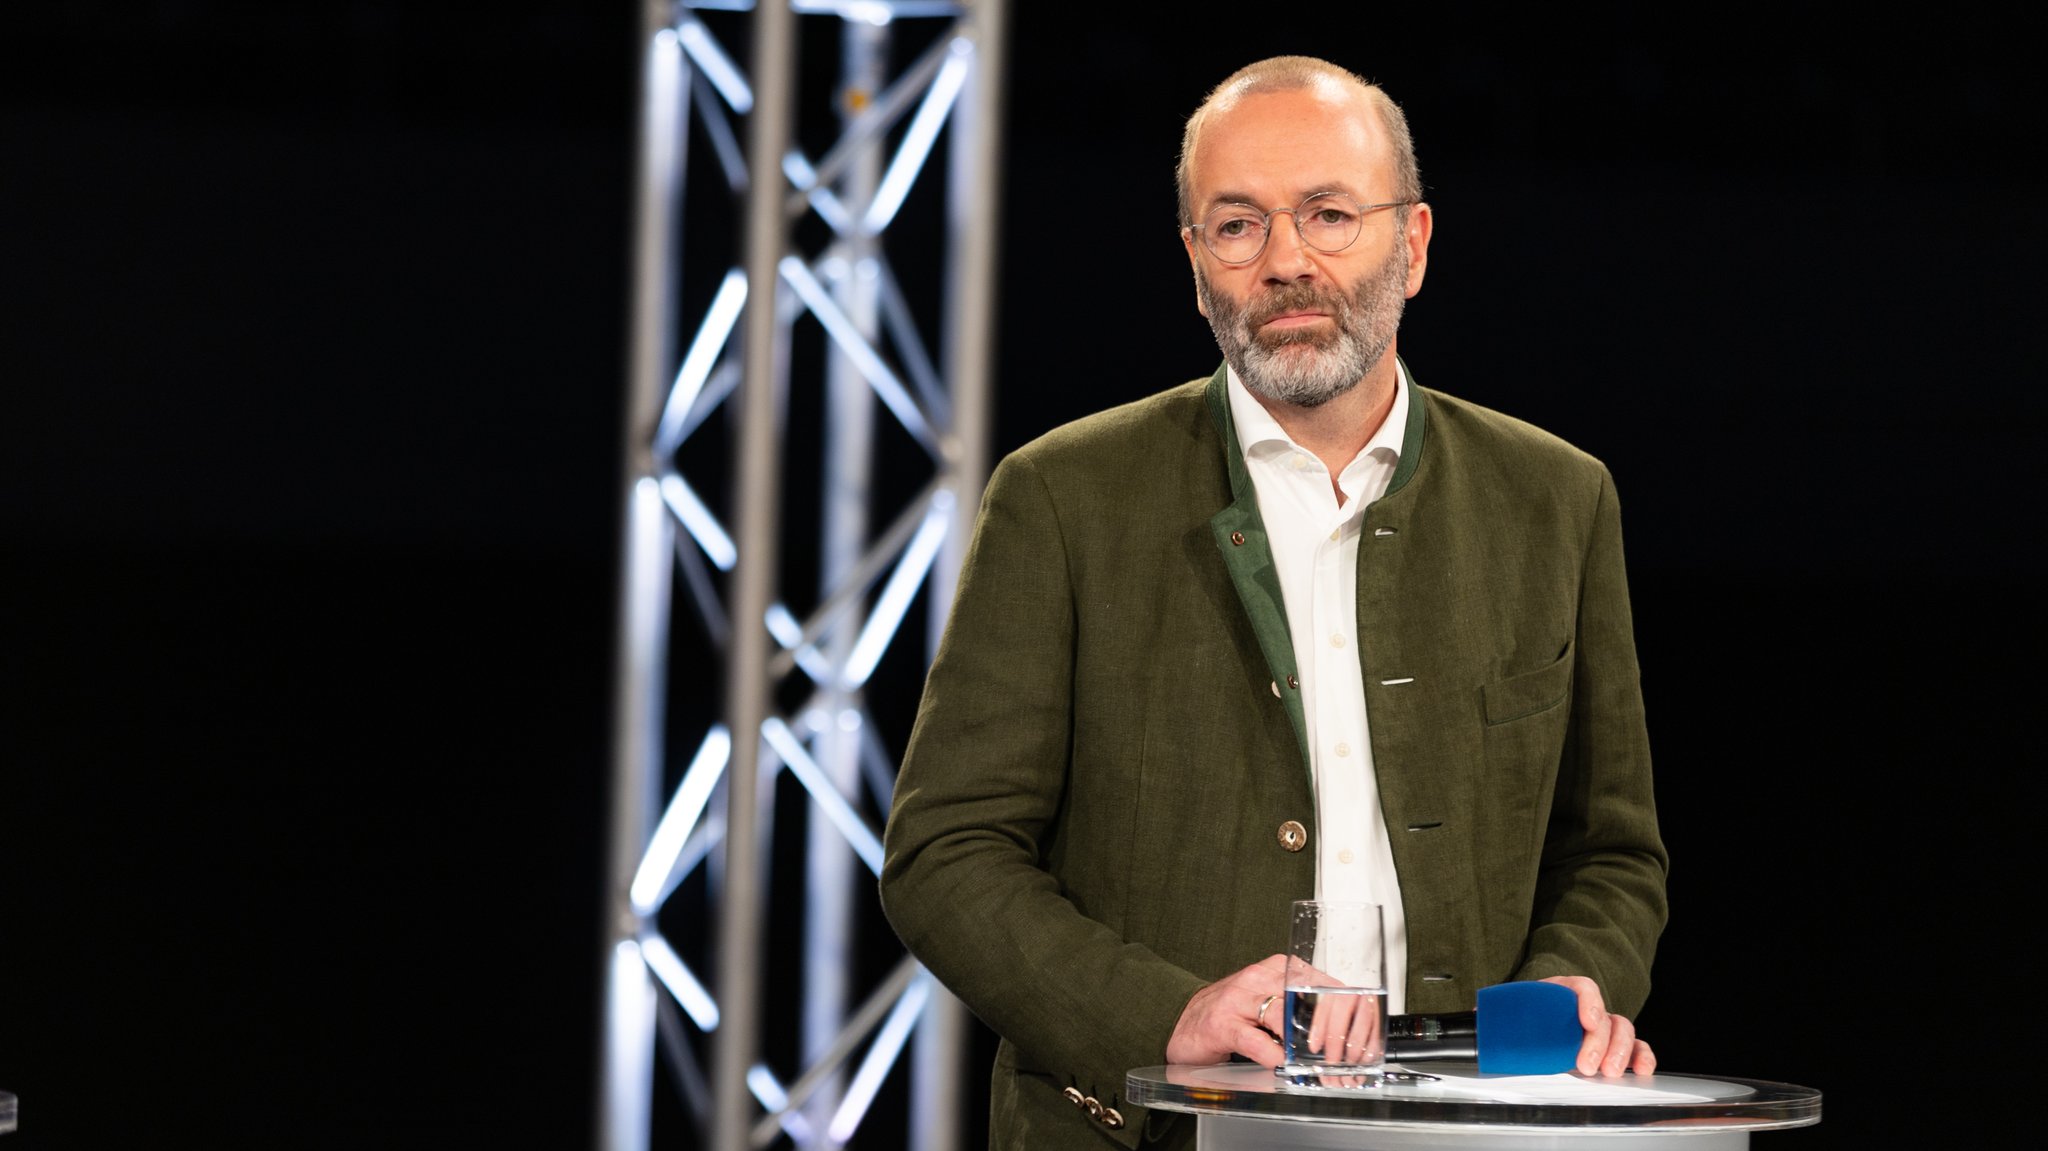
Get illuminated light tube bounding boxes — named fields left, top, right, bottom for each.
left=630, top=726, right=733, bottom=913
left=793, top=0, right=967, bottom=13
left=781, top=152, right=856, bottom=235
left=828, top=974, right=933, bottom=1142
left=843, top=493, right=951, bottom=687
left=659, top=270, right=748, bottom=453
left=627, top=478, right=670, bottom=642
left=801, top=31, right=956, bottom=200
left=764, top=603, right=803, bottom=647
left=641, top=932, right=720, bottom=1031
left=659, top=473, right=737, bottom=572
left=761, top=718, right=885, bottom=874
left=746, top=1064, right=786, bottom=1108
left=839, top=1, right=894, bottom=26
left=602, top=940, right=655, bottom=1143
left=778, top=256, right=936, bottom=451
left=746, top=1065, right=819, bottom=1144
left=676, top=16, right=752, bottom=113
left=863, top=42, right=970, bottom=232
left=641, top=31, right=683, bottom=211
left=765, top=604, right=836, bottom=685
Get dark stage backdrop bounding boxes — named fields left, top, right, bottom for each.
left=4, top=5, right=2040, bottom=1149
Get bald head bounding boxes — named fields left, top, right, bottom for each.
left=1176, top=56, right=1422, bottom=227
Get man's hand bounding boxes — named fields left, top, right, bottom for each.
left=1166, top=954, right=1290, bottom=1067
left=1539, top=976, right=1656, bottom=1076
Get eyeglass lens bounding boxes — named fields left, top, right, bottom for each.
left=1200, top=193, right=1365, bottom=263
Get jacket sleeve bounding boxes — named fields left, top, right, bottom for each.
left=878, top=450, right=1206, bottom=1141
left=1512, top=465, right=1669, bottom=1017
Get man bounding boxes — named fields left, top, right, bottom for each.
left=880, top=55, right=1667, bottom=1149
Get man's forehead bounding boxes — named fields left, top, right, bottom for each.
left=1201, top=181, right=1372, bottom=211
left=1190, top=87, right=1389, bottom=208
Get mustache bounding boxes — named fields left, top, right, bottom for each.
left=1243, top=282, right=1352, bottom=329
left=1236, top=280, right=1351, bottom=344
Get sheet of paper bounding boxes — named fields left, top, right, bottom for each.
left=1382, top=1066, right=1717, bottom=1104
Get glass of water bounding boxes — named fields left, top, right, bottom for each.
left=1278, top=900, right=1387, bottom=1083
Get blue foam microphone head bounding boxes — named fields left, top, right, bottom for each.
left=1476, top=980, right=1583, bottom=1074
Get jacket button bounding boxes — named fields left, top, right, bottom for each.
left=1285, top=674, right=1299, bottom=690
left=1103, top=1106, right=1125, bottom=1129
left=1083, top=1096, right=1104, bottom=1120
left=1063, top=1087, right=1085, bottom=1108
left=1230, top=531, right=1246, bottom=545
left=1278, top=821, right=1307, bottom=852
left=1270, top=680, right=1280, bottom=698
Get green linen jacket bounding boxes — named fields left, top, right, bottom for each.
left=880, top=362, right=1668, bottom=1149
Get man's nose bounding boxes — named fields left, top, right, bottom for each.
left=1258, top=209, right=1317, bottom=278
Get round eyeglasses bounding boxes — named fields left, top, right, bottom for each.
left=1186, top=192, right=1414, bottom=265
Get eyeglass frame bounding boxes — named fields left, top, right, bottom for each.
left=1183, top=192, right=1417, bottom=266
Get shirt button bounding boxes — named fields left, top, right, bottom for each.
left=1338, top=848, right=1355, bottom=864
left=1334, top=742, right=1350, bottom=757
left=1329, top=633, right=1346, bottom=649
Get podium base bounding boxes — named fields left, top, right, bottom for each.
left=1200, top=1113, right=1747, bottom=1150
left=1129, top=1063, right=1819, bottom=1151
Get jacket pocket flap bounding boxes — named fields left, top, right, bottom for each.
left=1482, top=645, right=1574, bottom=726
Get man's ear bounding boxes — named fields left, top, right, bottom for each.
left=1182, top=228, right=1209, bottom=318
left=1403, top=201, right=1434, bottom=298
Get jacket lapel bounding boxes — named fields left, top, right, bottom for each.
left=1203, top=364, right=1310, bottom=789
left=1203, top=359, right=1433, bottom=795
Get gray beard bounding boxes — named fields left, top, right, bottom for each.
left=1197, top=244, right=1410, bottom=409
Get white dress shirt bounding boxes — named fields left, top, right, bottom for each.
left=1226, top=363, right=1411, bottom=1014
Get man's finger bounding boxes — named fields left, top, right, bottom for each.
left=1600, top=1015, right=1636, bottom=1077
left=1237, top=1020, right=1282, bottom=1068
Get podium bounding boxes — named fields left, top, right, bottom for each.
left=1127, top=1063, right=1819, bottom=1149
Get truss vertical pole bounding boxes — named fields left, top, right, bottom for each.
left=599, top=7, right=685, bottom=1151
left=935, top=13, right=1002, bottom=707
left=806, top=17, right=891, bottom=1142
left=909, top=7, right=1005, bottom=1148
left=711, top=2, right=799, bottom=1148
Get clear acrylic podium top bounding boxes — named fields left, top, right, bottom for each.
left=1127, top=1062, right=1819, bottom=1148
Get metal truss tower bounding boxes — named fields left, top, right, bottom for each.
left=600, top=2, right=1005, bottom=1150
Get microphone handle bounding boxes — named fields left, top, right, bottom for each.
left=1385, top=1036, right=1479, bottom=1061
left=1384, top=1010, right=1478, bottom=1041
left=1383, top=1011, right=1479, bottom=1063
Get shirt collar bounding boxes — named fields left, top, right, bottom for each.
left=1225, top=359, right=1411, bottom=471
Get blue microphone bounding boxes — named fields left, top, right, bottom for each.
left=1384, top=981, right=1584, bottom=1074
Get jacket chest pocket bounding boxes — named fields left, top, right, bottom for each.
left=1474, top=643, right=1574, bottom=861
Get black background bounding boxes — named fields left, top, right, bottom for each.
left=4, top=4, right=2042, bottom=1149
